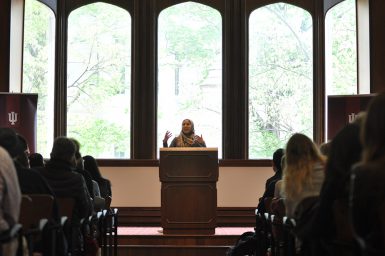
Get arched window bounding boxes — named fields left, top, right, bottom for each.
left=67, top=3, right=131, bottom=158
left=248, top=3, right=313, bottom=159
left=22, top=0, right=55, bottom=157
left=157, top=2, right=222, bottom=156
left=325, top=0, right=357, bottom=95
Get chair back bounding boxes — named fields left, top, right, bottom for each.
left=104, top=196, right=112, bottom=209
left=264, top=197, right=273, bottom=214
left=19, top=195, right=34, bottom=229
left=56, top=197, right=75, bottom=220
left=27, top=194, right=55, bottom=221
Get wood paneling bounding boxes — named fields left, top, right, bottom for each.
left=370, top=0, right=385, bottom=93
left=0, top=0, right=10, bottom=92
left=116, top=206, right=256, bottom=227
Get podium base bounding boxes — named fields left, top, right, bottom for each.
left=162, top=227, right=215, bottom=235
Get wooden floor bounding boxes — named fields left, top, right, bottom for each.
left=116, top=227, right=254, bottom=256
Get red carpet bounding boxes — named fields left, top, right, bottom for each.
left=118, top=227, right=254, bottom=236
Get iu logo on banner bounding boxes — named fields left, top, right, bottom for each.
left=8, top=111, right=19, bottom=126
left=0, top=93, right=38, bottom=153
left=327, top=94, right=374, bottom=140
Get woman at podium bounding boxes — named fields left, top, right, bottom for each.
left=163, top=119, right=206, bottom=147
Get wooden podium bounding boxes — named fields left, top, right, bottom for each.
left=159, top=148, right=218, bottom=235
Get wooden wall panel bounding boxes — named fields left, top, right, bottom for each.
left=370, top=0, right=385, bottom=93
left=117, top=207, right=256, bottom=227
left=0, top=0, right=10, bottom=92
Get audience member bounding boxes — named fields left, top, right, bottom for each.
left=163, top=119, right=206, bottom=147
left=282, top=133, right=325, bottom=218
left=274, top=155, right=286, bottom=198
left=83, top=155, right=112, bottom=198
left=70, top=138, right=95, bottom=199
left=265, top=148, right=284, bottom=189
left=11, top=133, right=57, bottom=198
left=38, top=136, right=93, bottom=223
left=0, top=128, right=22, bottom=256
left=315, top=116, right=364, bottom=233
left=350, top=92, right=385, bottom=254
left=29, top=152, right=45, bottom=168
left=302, top=119, right=363, bottom=255
left=256, top=148, right=284, bottom=213
left=9, top=132, right=66, bottom=255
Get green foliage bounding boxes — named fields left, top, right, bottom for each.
left=69, top=119, right=129, bottom=157
left=66, top=2, right=132, bottom=158
left=159, top=2, right=221, bottom=81
left=23, top=0, right=55, bottom=156
left=327, top=0, right=357, bottom=94
left=248, top=3, right=313, bottom=158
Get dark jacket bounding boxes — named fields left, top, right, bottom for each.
left=15, top=162, right=60, bottom=222
left=15, top=162, right=55, bottom=195
left=350, top=160, right=385, bottom=253
left=37, top=159, right=93, bottom=225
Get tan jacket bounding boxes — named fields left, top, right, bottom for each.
left=0, top=147, right=21, bottom=232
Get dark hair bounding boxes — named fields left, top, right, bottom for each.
left=319, top=141, right=331, bottom=157
left=83, top=155, right=103, bottom=181
left=272, top=148, right=284, bottom=172
left=0, top=128, right=24, bottom=158
left=15, top=134, right=30, bottom=168
left=70, top=138, right=82, bottom=159
left=29, top=152, right=45, bottom=168
left=324, top=122, right=362, bottom=197
left=50, top=136, right=76, bottom=163
left=361, top=93, right=385, bottom=162
left=16, top=134, right=28, bottom=151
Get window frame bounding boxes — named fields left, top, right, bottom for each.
left=19, top=0, right=359, bottom=166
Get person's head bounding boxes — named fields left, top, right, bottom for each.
left=285, top=133, right=324, bottom=168
left=70, top=138, right=83, bottom=169
left=83, top=155, right=102, bottom=180
left=181, top=119, right=195, bottom=136
left=0, top=127, right=24, bottom=159
left=50, top=136, right=76, bottom=166
left=319, top=141, right=331, bottom=157
left=15, top=134, right=30, bottom=168
left=361, top=93, right=385, bottom=162
left=283, top=133, right=324, bottom=199
left=272, top=148, right=284, bottom=173
left=324, top=122, right=362, bottom=189
left=29, top=152, right=45, bottom=168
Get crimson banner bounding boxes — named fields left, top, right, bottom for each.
left=327, top=94, right=374, bottom=140
left=0, top=93, right=38, bottom=153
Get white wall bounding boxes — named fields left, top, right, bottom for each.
left=100, top=166, right=273, bottom=207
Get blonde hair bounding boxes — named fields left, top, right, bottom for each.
left=282, top=133, right=325, bottom=200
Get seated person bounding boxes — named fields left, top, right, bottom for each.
left=38, top=136, right=93, bottom=225
left=265, top=148, right=284, bottom=190
left=12, top=134, right=56, bottom=197
left=70, top=138, right=95, bottom=199
left=257, top=148, right=284, bottom=213
left=163, top=119, right=206, bottom=147
left=274, top=156, right=286, bottom=198
left=350, top=93, right=385, bottom=254
left=0, top=142, right=21, bottom=256
left=282, top=133, right=325, bottom=218
left=83, top=155, right=112, bottom=198
left=29, top=152, right=45, bottom=168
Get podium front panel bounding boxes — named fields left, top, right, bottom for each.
left=159, top=148, right=218, bottom=235
left=159, top=148, right=218, bottom=182
left=161, top=182, right=216, bottom=234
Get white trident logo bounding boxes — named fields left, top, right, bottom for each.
left=8, top=112, right=18, bottom=125
left=348, top=113, right=357, bottom=123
